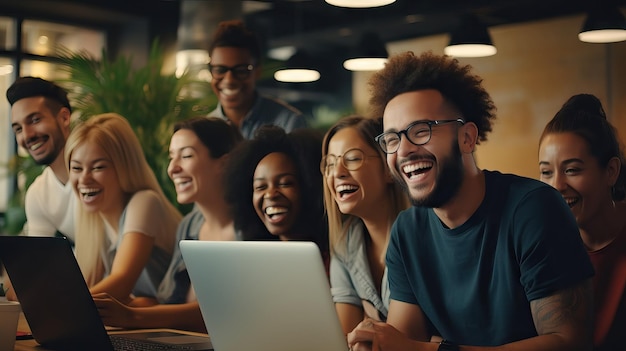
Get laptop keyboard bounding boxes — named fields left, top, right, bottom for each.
left=110, top=335, right=195, bottom=351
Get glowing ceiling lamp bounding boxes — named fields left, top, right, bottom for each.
left=444, top=15, right=497, bottom=58
left=274, top=51, right=321, bottom=83
left=579, top=6, right=626, bottom=43
left=343, top=32, right=388, bottom=71
left=325, top=0, right=396, bottom=8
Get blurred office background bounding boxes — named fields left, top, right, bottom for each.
left=0, top=0, right=624, bottom=216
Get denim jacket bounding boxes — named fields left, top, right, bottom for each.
left=330, top=219, right=389, bottom=320
left=209, top=93, right=308, bottom=139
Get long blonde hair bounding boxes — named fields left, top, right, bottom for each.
left=321, top=115, right=410, bottom=256
left=64, top=113, right=181, bottom=285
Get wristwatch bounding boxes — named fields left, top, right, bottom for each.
left=438, top=340, right=459, bottom=351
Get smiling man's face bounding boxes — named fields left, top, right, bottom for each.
left=209, top=46, right=259, bottom=117
left=382, top=89, right=465, bottom=208
left=11, top=96, right=68, bottom=166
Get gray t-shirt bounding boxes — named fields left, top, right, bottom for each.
left=156, top=209, right=204, bottom=304
left=330, top=219, right=389, bottom=321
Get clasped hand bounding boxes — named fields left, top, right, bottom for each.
left=347, top=318, right=421, bottom=351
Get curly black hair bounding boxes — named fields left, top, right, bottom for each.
left=224, top=125, right=328, bottom=252
left=209, top=19, right=261, bottom=64
left=368, top=51, right=496, bottom=144
left=540, top=94, right=626, bottom=201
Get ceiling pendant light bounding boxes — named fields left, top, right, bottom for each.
left=274, top=51, right=321, bottom=83
left=444, top=15, right=497, bottom=58
left=579, top=6, right=626, bottom=43
left=325, top=0, right=396, bottom=8
left=343, top=32, right=388, bottom=71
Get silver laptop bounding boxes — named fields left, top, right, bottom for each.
left=180, top=240, right=348, bottom=351
left=0, top=235, right=212, bottom=351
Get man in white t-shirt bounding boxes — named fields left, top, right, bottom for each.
left=6, top=77, right=75, bottom=242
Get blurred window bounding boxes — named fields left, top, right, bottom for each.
left=22, top=20, right=104, bottom=58
left=0, top=19, right=104, bottom=218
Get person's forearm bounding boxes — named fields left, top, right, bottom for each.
left=129, top=302, right=206, bottom=333
left=89, top=273, right=138, bottom=303
left=410, top=334, right=590, bottom=351
left=336, top=302, right=364, bottom=335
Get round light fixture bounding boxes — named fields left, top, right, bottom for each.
left=274, top=69, right=321, bottom=83
left=579, top=7, right=626, bottom=43
left=343, top=58, right=387, bottom=71
left=274, top=51, right=321, bottom=83
left=444, top=44, right=497, bottom=58
left=325, top=0, right=396, bottom=8
left=445, top=15, right=497, bottom=58
left=343, top=32, right=389, bottom=71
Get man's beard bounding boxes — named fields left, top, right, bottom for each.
left=34, top=148, right=60, bottom=166
left=392, top=138, right=464, bottom=208
left=32, top=125, right=65, bottom=166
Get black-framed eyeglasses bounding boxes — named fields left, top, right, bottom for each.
left=375, top=118, right=465, bottom=154
left=208, top=64, right=255, bottom=80
left=321, top=148, right=380, bottom=177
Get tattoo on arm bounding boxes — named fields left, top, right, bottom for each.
left=530, top=280, right=592, bottom=335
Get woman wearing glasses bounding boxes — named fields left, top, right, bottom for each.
left=321, top=115, right=410, bottom=335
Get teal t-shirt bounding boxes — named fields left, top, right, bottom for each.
left=387, top=170, right=594, bottom=346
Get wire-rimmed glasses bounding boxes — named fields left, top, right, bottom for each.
left=321, top=148, right=380, bottom=177
left=375, top=118, right=465, bottom=154
left=208, top=64, right=255, bottom=80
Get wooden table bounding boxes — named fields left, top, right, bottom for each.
left=14, top=312, right=211, bottom=350
left=14, top=312, right=45, bottom=350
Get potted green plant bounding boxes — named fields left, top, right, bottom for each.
left=56, top=41, right=217, bottom=211
left=0, top=283, right=8, bottom=301
left=1, top=153, right=45, bottom=235
left=2, top=41, right=210, bottom=234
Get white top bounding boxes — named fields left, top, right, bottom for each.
left=103, top=190, right=176, bottom=256
left=102, top=190, right=178, bottom=297
left=24, top=167, right=76, bottom=241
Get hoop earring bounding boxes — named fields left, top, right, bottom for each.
left=611, top=186, right=616, bottom=208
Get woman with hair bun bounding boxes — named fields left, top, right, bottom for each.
left=538, top=93, right=626, bottom=351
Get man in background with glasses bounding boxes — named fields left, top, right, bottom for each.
left=207, top=20, right=307, bottom=139
left=347, top=52, right=594, bottom=351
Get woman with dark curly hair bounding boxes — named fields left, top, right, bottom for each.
left=224, top=125, right=328, bottom=262
left=539, top=94, right=626, bottom=351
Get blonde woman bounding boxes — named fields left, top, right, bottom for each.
left=321, top=115, right=410, bottom=335
left=65, top=113, right=180, bottom=305
left=92, top=117, right=242, bottom=332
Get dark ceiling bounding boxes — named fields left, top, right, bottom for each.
left=2, top=0, right=625, bottom=59
left=1, top=0, right=624, bottom=107
left=244, top=0, right=625, bottom=58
